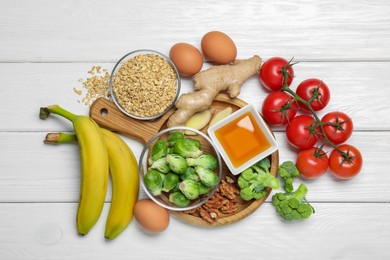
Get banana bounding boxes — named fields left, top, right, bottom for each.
left=101, top=129, right=139, bottom=240
left=44, top=129, right=140, bottom=240
left=40, top=105, right=109, bottom=235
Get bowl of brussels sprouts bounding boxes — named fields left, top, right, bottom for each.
left=138, top=126, right=223, bottom=211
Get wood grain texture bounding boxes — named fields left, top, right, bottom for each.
left=89, top=97, right=176, bottom=144
left=0, top=62, right=388, bottom=131
left=0, top=202, right=389, bottom=260
left=0, top=0, right=389, bottom=62
left=0, top=0, right=389, bottom=258
left=0, top=131, right=387, bottom=202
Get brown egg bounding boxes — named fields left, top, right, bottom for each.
left=134, top=199, right=170, bottom=233
left=169, top=43, right=203, bottom=77
left=201, top=31, right=237, bottom=64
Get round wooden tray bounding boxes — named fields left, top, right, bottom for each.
left=89, top=94, right=279, bottom=227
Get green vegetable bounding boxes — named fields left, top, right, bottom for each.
left=240, top=186, right=266, bottom=201
left=195, top=166, right=219, bottom=187
left=237, top=158, right=280, bottom=201
left=279, top=161, right=300, bottom=192
left=162, top=172, right=180, bottom=192
left=257, top=157, right=271, bottom=171
left=198, top=182, right=211, bottom=195
left=144, top=169, right=164, bottom=196
left=171, top=181, right=181, bottom=192
left=180, top=166, right=199, bottom=182
left=149, top=157, right=171, bottom=173
left=186, top=154, right=218, bottom=171
left=169, top=191, right=190, bottom=207
left=186, top=138, right=201, bottom=149
left=151, top=140, right=168, bottom=161
left=272, top=183, right=314, bottom=221
left=171, top=139, right=203, bottom=158
left=166, top=154, right=187, bottom=174
left=179, top=179, right=200, bottom=200
left=167, top=132, right=184, bottom=147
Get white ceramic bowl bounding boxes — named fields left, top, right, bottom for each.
left=207, top=104, right=278, bottom=175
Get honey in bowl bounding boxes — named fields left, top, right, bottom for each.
left=208, top=104, right=278, bottom=175
left=214, top=111, right=271, bottom=168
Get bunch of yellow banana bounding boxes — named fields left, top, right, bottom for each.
left=40, top=105, right=139, bottom=240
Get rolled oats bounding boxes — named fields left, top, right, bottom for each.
left=74, top=65, right=110, bottom=106
left=112, top=53, right=178, bottom=118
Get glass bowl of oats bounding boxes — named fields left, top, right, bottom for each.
left=110, top=49, right=181, bottom=120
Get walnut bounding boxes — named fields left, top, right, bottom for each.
left=203, top=204, right=221, bottom=219
left=218, top=179, right=239, bottom=200
left=199, top=207, right=216, bottom=223
left=220, top=201, right=238, bottom=214
left=183, top=208, right=197, bottom=215
left=204, top=193, right=224, bottom=209
left=183, top=175, right=240, bottom=223
left=225, top=175, right=236, bottom=184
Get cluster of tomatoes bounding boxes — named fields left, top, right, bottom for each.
left=259, top=57, right=363, bottom=180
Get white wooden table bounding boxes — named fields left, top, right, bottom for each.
left=1, top=1, right=389, bottom=259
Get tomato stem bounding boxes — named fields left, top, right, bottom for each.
left=280, top=62, right=349, bottom=159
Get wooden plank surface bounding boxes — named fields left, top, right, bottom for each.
left=0, top=131, right=385, bottom=202
left=0, top=202, right=389, bottom=260
left=0, top=0, right=389, bottom=259
left=0, top=0, right=389, bottom=62
left=0, top=62, right=389, bottom=131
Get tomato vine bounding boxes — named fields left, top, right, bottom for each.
left=259, top=57, right=363, bottom=179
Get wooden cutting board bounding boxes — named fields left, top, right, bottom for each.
left=89, top=94, right=279, bottom=227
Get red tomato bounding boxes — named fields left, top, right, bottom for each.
left=286, top=115, right=319, bottom=150
left=321, top=111, right=353, bottom=145
left=259, top=57, right=294, bottom=91
left=296, top=147, right=329, bottom=179
left=261, top=92, right=298, bottom=125
left=329, top=144, right=363, bottom=179
left=296, top=78, right=330, bottom=111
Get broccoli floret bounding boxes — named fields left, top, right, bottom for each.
left=279, top=161, right=300, bottom=192
left=237, top=158, right=280, bottom=201
left=272, top=183, right=314, bottom=221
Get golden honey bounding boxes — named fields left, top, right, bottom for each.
left=214, top=111, right=271, bottom=168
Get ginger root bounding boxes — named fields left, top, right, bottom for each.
left=167, top=55, right=262, bottom=128
left=184, top=109, right=212, bottom=135
left=209, top=106, right=233, bottom=127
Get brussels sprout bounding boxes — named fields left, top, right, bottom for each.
left=186, top=154, right=218, bottom=171
left=144, top=169, right=164, bottom=196
left=198, top=182, right=211, bottom=195
left=151, top=140, right=168, bottom=161
left=186, top=138, right=201, bottom=149
left=167, top=132, right=184, bottom=147
left=162, top=172, right=180, bottom=192
left=149, top=157, right=171, bottom=173
left=171, top=181, right=180, bottom=192
left=166, top=154, right=187, bottom=174
left=169, top=191, right=190, bottom=207
left=180, top=166, right=200, bottom=182
left=171, top=139, right=202, bottom=158
left=195, top=166, right=219, bottom=187
left=179, top=179, right=200, bottom=200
